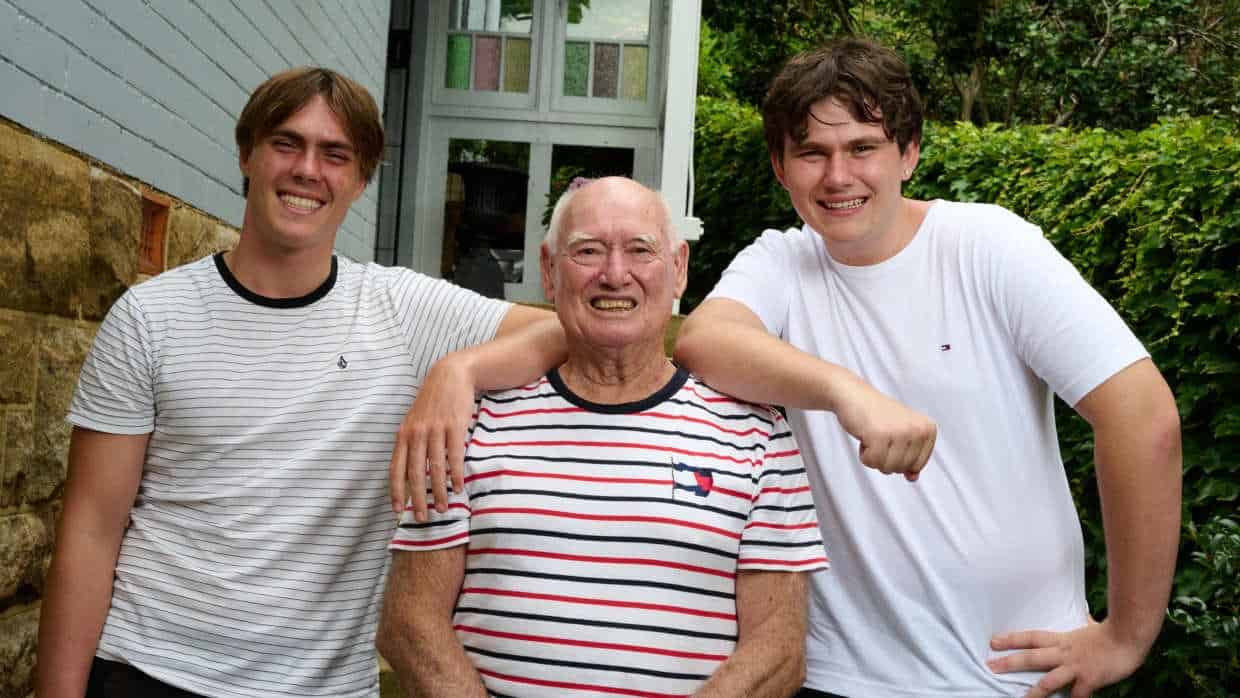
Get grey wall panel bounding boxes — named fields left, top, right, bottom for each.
left=0, top=0, right=391, bottom=262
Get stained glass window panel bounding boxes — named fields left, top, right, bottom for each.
left=564, top=42, right=589, bottom=97
left=621, top=45, right=647, bottom=100
left=503, top=37, right=531, bottom=93
left=592, top=43, right=619, bottom=98
left=473, top=36, right=500, bottom=91
left=446, top=34, right=472, bottom=89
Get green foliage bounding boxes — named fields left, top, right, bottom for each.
left=683, top=97, right=800, bottom=310
left=689, top=99, right=1240, bottom=693
left=699, top=1, right=856, bottom=106
left=703, top=0, right=1240, bottom=129
left=1166, top=516, right=1240, bottom=696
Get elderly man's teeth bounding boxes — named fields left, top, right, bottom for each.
left=592, top=299, right=635, bottom=310
left=281, top=194, right=323, bottom=211
left=824, top=198, right=865, bottom=209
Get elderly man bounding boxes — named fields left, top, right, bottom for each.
left=377, top=177, right=828, bottom=698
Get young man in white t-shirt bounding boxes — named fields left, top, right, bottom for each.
left=36, top=67, right=561, bottom=698
left=674, top=38, right=1182, bottom=698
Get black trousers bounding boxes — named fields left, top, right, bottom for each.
left=86, top=658, right=205, bottom=698
left=796, top=689, right=849, bottom=698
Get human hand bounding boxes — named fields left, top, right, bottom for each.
left=389, top=354, right=476, bottom=520
left=831, top=377, right=936, bottom=480
left=988, top=618, right=1151, bottom=698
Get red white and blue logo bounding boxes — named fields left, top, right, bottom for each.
left=672, top=460, right=713, bottom=499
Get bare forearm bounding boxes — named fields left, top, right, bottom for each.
left=36, top=537, right=124, bottom=698
left=37, top=429, right=144, bottom=698
left=378, top=621, right=486, bottom=698
left=692, top=636, right=805, bottom=698
left=1095, top=411, right=1181, bottom=649
left=378, top=548, right=486, bottom=698
left=471, top=311, right=565, bottom=392
left=693, top=571, right=808, bottom=698
left=676, top=310, right=857, bottom=411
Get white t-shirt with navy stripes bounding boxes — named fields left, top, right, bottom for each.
left=390, top=367, right=829, bottom=697
left=68, top=253, right=508, bottom=697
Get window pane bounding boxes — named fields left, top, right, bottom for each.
left=445, top=139, right=531, bottom=292
left=592, top=43, right=619, bottom=98
left=448, top=0, right=532, bottom=33
left=503, top=37, right=531, bottom=93
left=567, top=0, right=648, bottom=41
left=474, top=36, right=501, bottom=91
left=621, top=45, right=647, bottom=100
left=564, top=42, right=589, bottom=97
left=446, top=34, right=472, bottom=89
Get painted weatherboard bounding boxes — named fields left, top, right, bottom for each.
left=0, top=0, right=390, bottom=261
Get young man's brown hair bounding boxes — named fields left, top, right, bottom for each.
left=235, top=66, right=384, bottom=194
left=763, top=38, right=923, bottom=161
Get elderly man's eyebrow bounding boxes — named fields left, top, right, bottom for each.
left=564, top=231, right=598, bottom=247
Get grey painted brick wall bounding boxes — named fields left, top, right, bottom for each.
left=0, top=0, right=390, bottom=262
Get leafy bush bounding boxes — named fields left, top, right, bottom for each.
left=690, top=100, right=1240, bottom=694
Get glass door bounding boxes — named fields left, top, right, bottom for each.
left=414, top=120, right=657, bottom=303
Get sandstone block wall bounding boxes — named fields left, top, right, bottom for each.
left=0, top=117, right=238, bottom=698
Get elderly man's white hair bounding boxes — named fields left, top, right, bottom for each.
left=543, top=177, right=679, bottom=252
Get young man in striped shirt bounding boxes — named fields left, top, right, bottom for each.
left=36, top=67, right=559, bottom=698
left=378, top=177, right=828, bottom=697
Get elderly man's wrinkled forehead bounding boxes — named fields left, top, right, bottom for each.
left=557, top=178, right=672, bottom=244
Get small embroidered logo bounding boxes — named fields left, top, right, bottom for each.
left=337, top=355, right=348, bottom=369
left=939, top=344, right=951, bottom=352
left=672, top=460, right=714, bottom=498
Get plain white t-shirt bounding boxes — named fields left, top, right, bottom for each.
left=708, top=200, right=1148, bottom=697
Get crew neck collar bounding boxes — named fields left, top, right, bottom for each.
left=213, top=253, right=338, bottom=308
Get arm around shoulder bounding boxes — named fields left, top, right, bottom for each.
left=675, top=298, right=936, bottom=479
left=36, top=428, right=148, bottom=698
left=377, top=547, right=487, bottom=698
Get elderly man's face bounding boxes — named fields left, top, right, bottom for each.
left=541, top=181, right=688, bottom=353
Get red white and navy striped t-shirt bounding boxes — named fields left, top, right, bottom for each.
left=389, top=367, right=828, bottom=697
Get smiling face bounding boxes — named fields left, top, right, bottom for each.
left=772, top=97, right=921, bottom=265
left=541, top=178, right=688, bottom=356
left=238, top=94, right=365, bottom=256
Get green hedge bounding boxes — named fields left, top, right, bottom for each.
left=690, top=98, right=1240, bottom=695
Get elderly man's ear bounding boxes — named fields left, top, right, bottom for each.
left=540, top=243, right=556, bottom=303
left=673, top=241, right=689, bottom=298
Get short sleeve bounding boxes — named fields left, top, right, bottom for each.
left=386, top=269, right=511, bottom=378
left=389, top=488, right=473, bottom=552
left=705, top=228, right=798, bottom=338
left=990, top=225, right=1148, bottom=406
left=738, top=412, right=829, bottom=572
left=67, top=290, right=156, bottom=434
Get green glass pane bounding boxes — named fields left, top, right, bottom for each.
left=446, top=34, right=471, bottom=89
left=621, top=45, right=647, bottom=100
left=504, top=37, right=531, bottom=93
left=564, top=42, right=589, bottom=97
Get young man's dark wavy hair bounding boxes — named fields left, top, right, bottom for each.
left=763, top=38, right=923, bottom=161
left=235, top=66, right=384, bottom=195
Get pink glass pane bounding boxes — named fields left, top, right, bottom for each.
left=474, top=36, right=500, bottom=91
